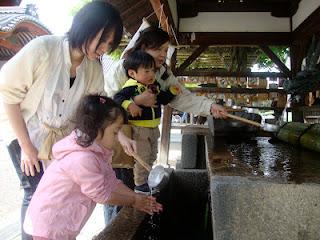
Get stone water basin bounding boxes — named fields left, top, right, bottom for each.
left=207, top=135, right=320, bottom=240
left=94, top=169, right=212, bottom=240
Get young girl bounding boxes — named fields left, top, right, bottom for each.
left=23, top=95, right=162, bottom=240
left=0, top=2, right=134, bottom=239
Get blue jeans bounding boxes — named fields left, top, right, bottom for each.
left=7, top=140, right=43, bottom=240
left=103, top=168, right=134, bottom=225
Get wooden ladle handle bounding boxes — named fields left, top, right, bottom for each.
left=132, top=153, right=152, bottom=172
left=225, top=113, right=262, bottom=127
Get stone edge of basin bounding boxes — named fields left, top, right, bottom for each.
left=93, top=207, right=145, bottom=240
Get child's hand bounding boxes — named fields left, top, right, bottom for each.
left=133, top=194, right=163, bottom=215
left=118, top=130, right=137, bottom=156
left=128, top=103, right=142, bottom=117
left=169, top=85, right=182, bottom=95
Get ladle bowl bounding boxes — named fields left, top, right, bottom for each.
left=132, top=153, right=170, bottom=191
left=148, top=165, right=170, bottom=190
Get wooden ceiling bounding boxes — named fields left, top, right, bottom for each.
left=106, top=0, right=160, bottom=36
left=177, top=0, right=301, bottom=18
left=2, top=0, right=318, bottom=77
left=104, top=1, right=301, bottom=76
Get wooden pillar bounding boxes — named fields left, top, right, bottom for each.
left=159, top=105, right=173, bottom=166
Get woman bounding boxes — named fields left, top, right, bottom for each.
left=103, top=26, right=227, bottom=223
left=0, top=2, right=129, bottom=239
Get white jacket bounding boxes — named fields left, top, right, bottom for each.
left=103, top=59, right=213, bottom=116
left=0, top=35, right=105, bottom=143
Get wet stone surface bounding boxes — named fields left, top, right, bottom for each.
left=207, top=135, right=320, bottom=240
left=208, top=136, right=320, bottom=184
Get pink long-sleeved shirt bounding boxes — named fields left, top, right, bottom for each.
left=24, top=131, right=121, bottom=240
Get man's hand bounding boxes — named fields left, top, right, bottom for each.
left=128, top=103, right=142, bottom=117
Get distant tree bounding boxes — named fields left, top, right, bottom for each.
left=108, top=48, right=122, bottom=60
left=256, top=46, right=290, bottom=70
left=69, top=0, right=90, bottom=16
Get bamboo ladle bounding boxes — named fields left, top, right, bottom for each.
left=131, top=152, right=152, bottom=172
left=131, top=153, right=170, bottom=190
left=225, top=113, right=279, bottom=132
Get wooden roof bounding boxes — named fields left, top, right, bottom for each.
left=2, top=0, right=316, bottom=77
left=0, top=6, right=51, bottom=60
left=177, top=0, right=301, bottom=18
left=104, top=0, right=318, bottom=78
left=106, top=0, right=160, bottom=36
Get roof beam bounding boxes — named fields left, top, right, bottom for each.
left=149, top=0, right=176, bottom=37
left=176, top=69, right=286, bottom=78
left=259, top=45, right=291, bottom=77
left=0, top=39, right=21, bottom=52
left=178, top=0, right=301, bottom=18
left=178, top=32, right=291, bottom=45
left=175, top=45, right=208, bottom=74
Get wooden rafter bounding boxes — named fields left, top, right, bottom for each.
left=178, top=32, right=291, bottom=46
left=228, top=47, right=237, bottom=72
left=161, top=0, right=176, bottom=30
left=175, top=45, right=208, bottom=74
left=259, top=45, right=290, bottom=77
left=177, top=0, right=301, bottom=18
left=291, top=6, right=320, bottom=75
left=149, top=0, right=176, bottom=37
left=0, top=39, right=21, bottom=52
left=176, top=69, right=286, bottom=78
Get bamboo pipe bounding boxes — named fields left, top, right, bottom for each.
left=131, top=153, right=152, bottom=172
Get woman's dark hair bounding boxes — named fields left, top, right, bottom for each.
left=67, top=1, right=123, bottom=53
left=74, top=95, right=127, bottom=147
left=123, top=50, right=155, bottom=77
left=124, top=26, right=169, bottom=57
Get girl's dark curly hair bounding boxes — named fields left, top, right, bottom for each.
left=73, top=95, right=127, bottom=147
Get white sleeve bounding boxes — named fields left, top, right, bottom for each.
left=158, top=68, right=213, bottom=116
left=102, top=58, right=128, bottom=98
left=0, top=37, right=46, bottom=104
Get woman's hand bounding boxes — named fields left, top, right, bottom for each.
left=133, top=89, right=157, bottom=107
left=133, top=194, right=163, bottom=215
left=20, top=143, right=41, bottom=176
left=210, top=103, right=228, bottom=119
left=128, top=103, right=142, bottom=117
left=169, top=84, right=182, bottom=95
left=118, top=129, right=137, bottom=156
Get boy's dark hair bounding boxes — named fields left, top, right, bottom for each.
left=123, top=50, right=156, bottom=78
left=67, top=1, right=123, bottom=54
left=74, top=95, right=127, bottom=147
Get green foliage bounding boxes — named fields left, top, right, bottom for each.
left=69, top=0, right=90, bottom=16
left=256, top=46, right=289, bottom=70
left=284, top=36, right=320, bottom=101
left=108, top=48, right=123, bottom=60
